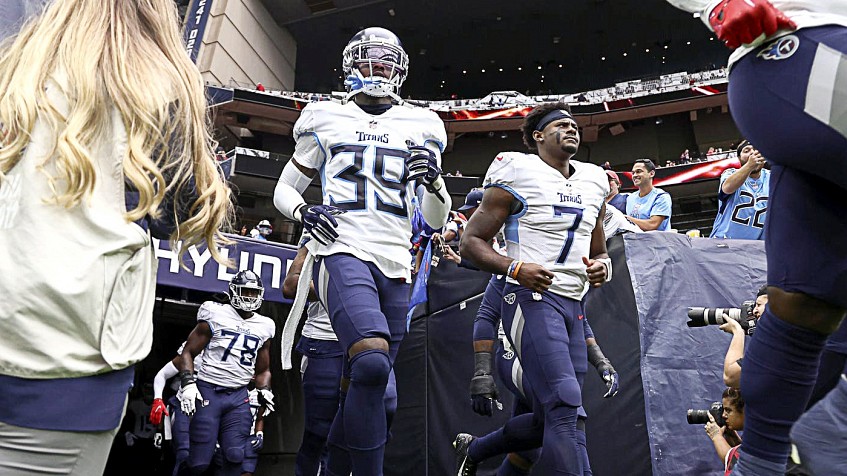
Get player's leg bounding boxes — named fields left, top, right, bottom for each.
left=373, top=269, right=409, bottom=436
left=807, top=349, right=847, bottom=408
left=726, top=26, right=847, bottom=475
left=576, top=415, right=592, bottom=476
left=168, top=396, right=190, bottom=476
left=0, top=421, right=121, bottom=475
left=313, top=254, right=399, bottom=475
left=186, top=382, right=223, bottom=475
left=496, top=451, right=536, bottom=476
left=501, top=286, right=586, bottom=475
left=217, top=388, right=252, bottom=476
left=295, top=337, right=344, bottom=476
left=790, top=374, right=847, bottom=475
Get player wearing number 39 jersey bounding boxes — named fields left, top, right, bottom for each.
left=460, top=103, right=611, bottom=475
left=176, top=270, right=275, bottom=476
left=273, top=27, right=451, bottom=475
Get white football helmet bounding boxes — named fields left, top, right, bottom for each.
left=342, top=27, right=408, bottom=101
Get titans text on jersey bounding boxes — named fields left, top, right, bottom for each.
left=483, top=152, right=610, bottom=300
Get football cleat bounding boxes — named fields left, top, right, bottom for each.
left=453, top=433, right=478, bottom=476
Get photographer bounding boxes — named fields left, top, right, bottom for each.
left=704, top=387, right=745, bottom=475
left=721, top=285, right=768, bottom=388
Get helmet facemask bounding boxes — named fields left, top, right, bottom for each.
left=230, top=281, right=264, bottom=311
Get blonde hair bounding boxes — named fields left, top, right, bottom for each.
left=0, top=0, right=233, bottom=263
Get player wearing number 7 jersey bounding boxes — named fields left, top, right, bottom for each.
left=461, top=102, right=611, bottom=475
left=177, top=270, right=275, bottom=476
left=273, top=27, right=451, bottom=475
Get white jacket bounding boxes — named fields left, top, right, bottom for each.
left=0, top=75, right=156, bottom=379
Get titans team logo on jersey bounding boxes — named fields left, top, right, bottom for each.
left=503, top=293, right=516, bottom=304
left=757, top=35, right=799, bottom=61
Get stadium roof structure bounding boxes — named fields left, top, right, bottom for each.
left=261, top=0, right=730, bottom=99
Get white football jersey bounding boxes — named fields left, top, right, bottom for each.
left=666, top=1, right=847, bottom=67
left=196, top=302, right=276, bottom=388
left=301, top=301, right=337, bottom=341
left=603, top=202, right=642, bottom=238
left=293, top=101, right=447, bottom=280
left=483, top=152, right=609, bottom=300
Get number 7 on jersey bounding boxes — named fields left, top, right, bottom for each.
left=553, top=206, right=584, bottom=265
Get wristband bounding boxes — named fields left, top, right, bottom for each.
left=473, top=351, right=494, bottom=376
left=507, top=260, right=523, bottom=280
left=178, top=370, right=196, bottom=387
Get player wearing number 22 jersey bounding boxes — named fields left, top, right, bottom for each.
left=176, top=270, right=275, bottom=476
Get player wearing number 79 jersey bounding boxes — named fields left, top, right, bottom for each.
left=177, top=270, right=275, bottom=476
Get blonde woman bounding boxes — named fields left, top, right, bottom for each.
left=0, top=1, right=233, bottom=473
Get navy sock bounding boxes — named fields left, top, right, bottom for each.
left=295, top=430, right=328, bottom=476
left=468, top=413, right=543, bottom=462
left=536, top=404, right=582, bottom=475
left=497, top=456, right=531, bottom=476
left=739, top=309, right=827, bottom=463
left=577, top=429, right=592, bottom=475
left=325, top=391, right=350, bottom=476
left=345, top=349, right=391, bottom=475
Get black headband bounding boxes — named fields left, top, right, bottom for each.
left=534, top=109, right=574, bottom=132
left=736, top=140, right=751, bottom=155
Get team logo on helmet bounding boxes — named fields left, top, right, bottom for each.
left=230, top=270, right=265, bottom=312
left=757, top=35, right=799, bottom=61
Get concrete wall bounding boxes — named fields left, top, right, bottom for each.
left=197, top=0, right=296, bottom=90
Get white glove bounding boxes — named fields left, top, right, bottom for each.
left=258, top=388, right=275, bottom=417
left=180, top=382, right=203, bottom=416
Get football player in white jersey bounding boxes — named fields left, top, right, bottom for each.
left=273, top=27, right=451, bottom=475
left=177, top=271, right=276, bottom=476
left=665, top=2, right=847, bottom=474
left=460, top=102, right=611, bottom=475
left=150, top=341, right=204, bottom=475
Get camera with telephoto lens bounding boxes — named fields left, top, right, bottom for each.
left=686, top=300, right=756, bottom=335
left=687, top=401, right=725, bottom=427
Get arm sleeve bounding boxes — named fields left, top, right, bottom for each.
left=651, top=192, right=673, bottom=218
left=418, top=113, right=452, bottom=228
left=153, top=362, right=179, bottom=399
left=583, top=317, right=595, bottom=340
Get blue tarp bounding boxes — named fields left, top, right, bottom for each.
left=624, top=233, right=766, bottom=475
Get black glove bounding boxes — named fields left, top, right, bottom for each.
left=297, top=204, right=345, bottom=246
left=405, top=142, right=443, bottom=193
left=588, top=344, right=619, bottom=398
left=469, top=351, right=499, bottom=416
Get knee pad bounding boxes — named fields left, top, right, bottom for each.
left=349, top=348, right=390, bottom=387
left=224, top=446, right=245, bottom=464
left=553, top=374, right=582, bottom=408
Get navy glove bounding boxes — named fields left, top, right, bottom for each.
left=297, top=204, right=345, bottom=246
left=251, top=431, right=264, bottom=451
left=588, top=344, right=619, bottom=398
left=405, top=142, right=442, bottom=190
left=601, top=368, right=620, bottom=398
left=469, top=352, right=500, bottom=417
